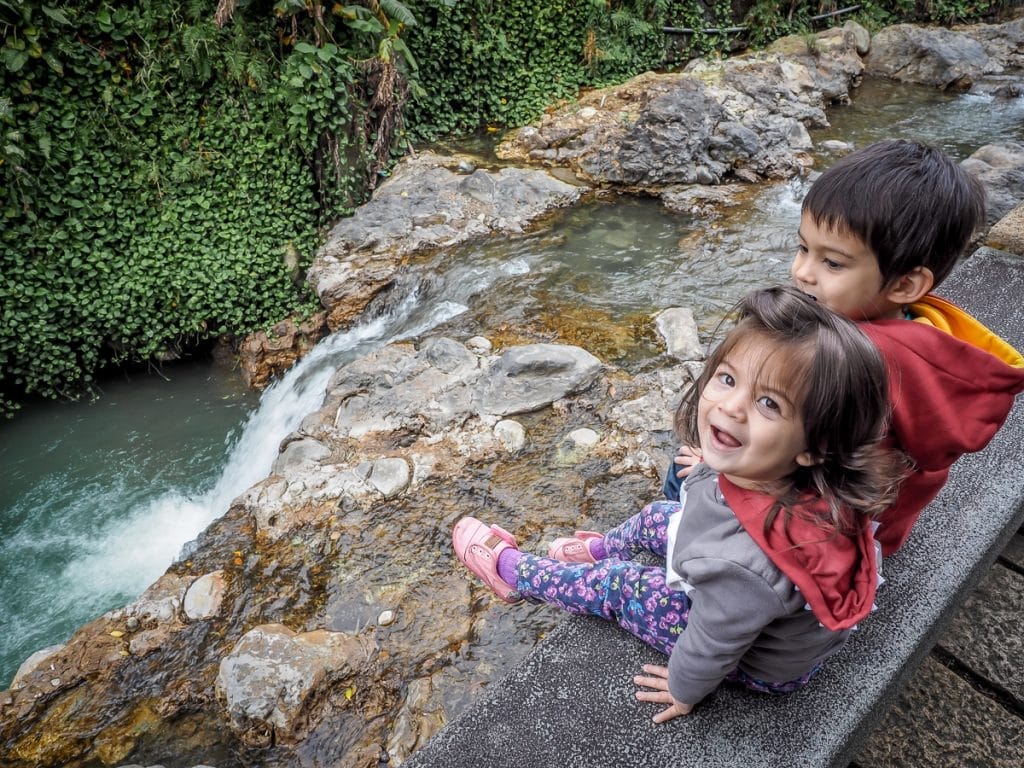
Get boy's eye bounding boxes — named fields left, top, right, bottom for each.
left=823, top=258, right=843, bottom=270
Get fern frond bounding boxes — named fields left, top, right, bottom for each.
left=379, top=0, right=417, bottom=27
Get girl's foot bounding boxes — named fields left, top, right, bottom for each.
left=452, top=517, right=522, bottom=603
left=547, top=531, right=604, bottom=563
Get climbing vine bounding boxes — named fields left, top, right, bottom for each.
left=0, top=1, right=1010, bottom=415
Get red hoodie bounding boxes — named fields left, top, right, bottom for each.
left=862, top=294, right=1024, bottom=556
left=718, top=475, right=878, bottom=631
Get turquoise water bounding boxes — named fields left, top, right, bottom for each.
left=0, top=363, right=259, bottom=685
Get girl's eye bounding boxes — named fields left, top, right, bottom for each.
left=717, top=372, right=735, bottom=386
left=797, top=243, right=808, bottom=254
left=757, top=396, right=781, bottom=412
left=824, top=258, right=842, bottom=270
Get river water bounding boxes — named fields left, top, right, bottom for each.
left=1, top=79, right=1022, bottom=688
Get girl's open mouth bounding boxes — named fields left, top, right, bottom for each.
left=711, top=426, right=742, bottom=448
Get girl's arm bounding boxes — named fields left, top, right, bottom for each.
left=666, top=559, right=787, bottom=707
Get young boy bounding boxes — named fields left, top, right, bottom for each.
left=665, top=139, right=1024, bottom=556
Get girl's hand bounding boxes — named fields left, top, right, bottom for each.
left=633, top=663, right=694, bottom=723
left=673, top=445, right=702, bottom=480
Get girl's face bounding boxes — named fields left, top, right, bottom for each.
left=697, top=336, right=818, bottom=491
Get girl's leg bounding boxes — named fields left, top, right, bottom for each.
left=515, top=553, right=689, bottom=655
left=601, top=500, right=680, bottom=560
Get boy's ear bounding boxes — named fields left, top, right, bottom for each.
left=795, top=451, right=823, bottom=468
left=884, top=266, right=934, bottom=305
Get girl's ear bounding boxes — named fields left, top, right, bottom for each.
left=795, top=450, right=823, bottom=467
left=884, top=266, right=934, bottom=305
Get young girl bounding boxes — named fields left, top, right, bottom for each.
left=451, top=286, right=909, bottom=722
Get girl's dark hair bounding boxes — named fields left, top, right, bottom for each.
left=674, top=286, right=911, bottom=534
left=802, top=139, right=985, bottom=289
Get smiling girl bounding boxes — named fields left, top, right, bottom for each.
left=451, top=286, right=910, bottom=722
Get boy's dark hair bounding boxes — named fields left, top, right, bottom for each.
left=675, top=286, right=911, bottom=533
left=802, top=139, right=986, bottom=289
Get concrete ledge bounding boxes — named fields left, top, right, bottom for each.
left=406, top=247, right=1024, bottom=768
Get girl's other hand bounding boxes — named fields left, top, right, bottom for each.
left=674, top=445, right=702, bottom=479
left=633, top=663, right=694, bottom=723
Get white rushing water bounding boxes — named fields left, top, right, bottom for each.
left=64, top=270, right=494, bottom=598
left=0, top=254, right=525, bottom=684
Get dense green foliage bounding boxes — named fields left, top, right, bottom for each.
left=739, top=0, right=1010, bottom=43
left=1, top=1, right=1012, bottom=415
left=404, top=0, right=672, bottom=138
left=0, top=1, right=384, bottom=414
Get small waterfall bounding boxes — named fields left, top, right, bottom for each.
left=62, top=254, right=524, bottom=607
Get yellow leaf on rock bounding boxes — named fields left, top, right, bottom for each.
left=345, top=687, right=355, bottom=700
left=109, top=630, right=124, bottom=638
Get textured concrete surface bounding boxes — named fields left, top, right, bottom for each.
left=402, top=251, right=1024, bottom=768
left=855, top=656, right=1024, bottom=768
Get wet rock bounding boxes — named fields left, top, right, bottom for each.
left=555, top=427, right=601, bottom=465
left=10, top=644, right=64, bottom=689
left=474, top=344, right=603, bottom=417
left=239, top=312, right=329, bottom=390
left=127, top=572, right=191, bottom=625
left=465, top=336, right=492, bottom=355
left=987, top=201, right=1024, bottom=256
left=386, top=676, right=445, bottom=764
left=819, top=139, right=854, bottom=155
left=843, top=20, right=871, bottom=56
left=216, top=624, right=372, bottom=746
left=273, top=437, right=332, bottom=474
left=183, top=570, right=227, bottom=621
left=497, top=30, right=865, bottom=190
left=127, top=628, right=167, bottom=657
left=961, top=142, right=1024, bottom=226
left=307, top=153, right=583, bottom=332
left=608, top=365, right=698, bottom=435
left=659, top=184, right=747, bottom=217
left=866, top=24, right=992, bottom=90
left=494, top=419, right=526, bottom=451
left=369, top=457, right=411, bottom=498
left=655, top=307, right=702, bottom=361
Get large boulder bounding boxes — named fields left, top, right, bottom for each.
left=962, top=142, right=1024, bottom=226
left=497, top=25, right=867, bottom=189
left=866, top=24, right=991, bottom=89
left=307, top=153, right=584, bottom=333
left=865, top=18, right=1024, bottom=90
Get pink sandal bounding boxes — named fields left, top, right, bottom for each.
left=547, top=531, right=604, bottom=563
left=452, top=516, right=522, bottom=603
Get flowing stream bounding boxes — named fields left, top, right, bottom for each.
left=1, top=77, right=1022, bottom=688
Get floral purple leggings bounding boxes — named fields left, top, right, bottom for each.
left=514, top=500, right=817, bottom=694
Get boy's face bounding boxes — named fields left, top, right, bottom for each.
left=791, top=211, right=903, bottom=321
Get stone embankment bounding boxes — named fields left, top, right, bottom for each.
left=2, top=15, right=1024, bottom=768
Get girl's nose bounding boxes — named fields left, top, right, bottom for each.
left=717, top=390, right=747, bottom=421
